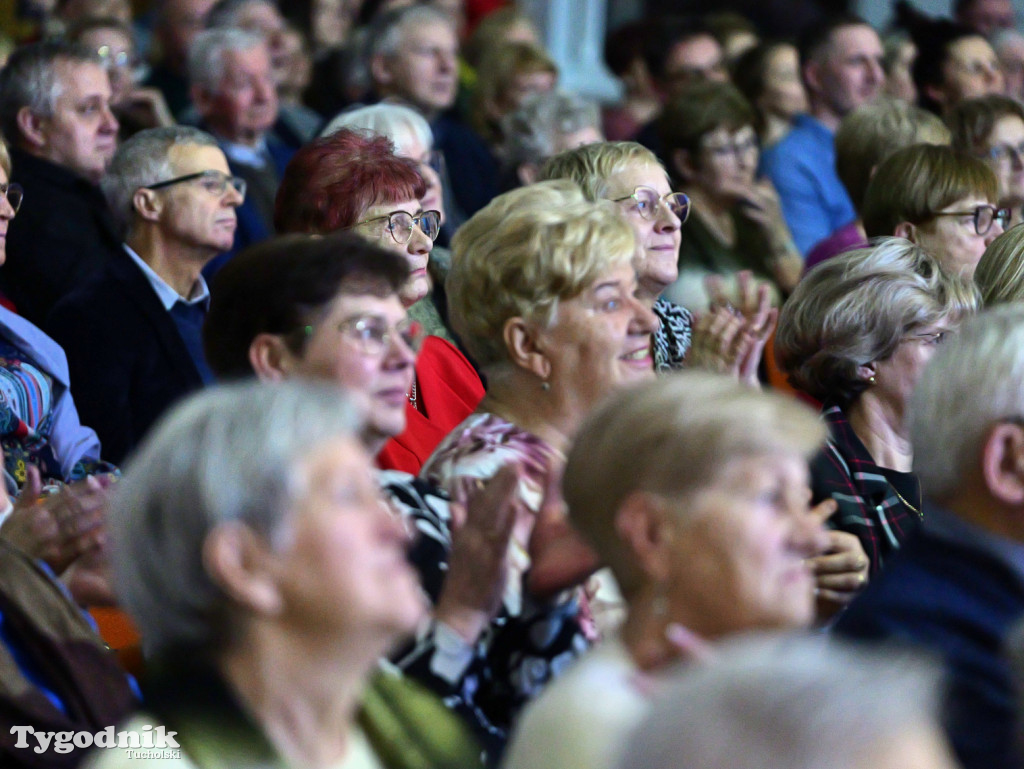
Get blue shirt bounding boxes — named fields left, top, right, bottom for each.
left=759, top=114, right=856, bottom=256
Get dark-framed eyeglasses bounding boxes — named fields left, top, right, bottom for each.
left=0, top=183, right=23, bottom=214
left=349, top=209, right=441, bottom=245
left=612, top=186, right=690, bottom=224
left=145, top=170, right=247, bottom=199
left=930, top=204, right=1010, bottom=236
left=305, top=314, right=424, bottom=356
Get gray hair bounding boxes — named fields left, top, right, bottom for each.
left=564, top=373, right=825, bottom=596
left=321, top=103, right=433, bottom=157
left=368, top=4, right=453, bottom=61
left=0, top=40, right=103, bottom=146
left=501, top=89, right=600, bottom=170
left=101, top=125, right=219, bottom=237
left=620, top=634, right=946, bottom=769
left=187, top=27, right=265, bottom=92
left=109, top=381, right=364, bottom=656
left=911, top=305, right=1024, bottom=499
left=776, top=237, right=978, bottom=405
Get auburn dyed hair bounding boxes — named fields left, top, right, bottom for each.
left=274, top=128, right=427, bottom=234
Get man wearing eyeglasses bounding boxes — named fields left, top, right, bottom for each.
left=45, top=127, right=243, bottom=464
left=0, top=40, right=122, bottom=325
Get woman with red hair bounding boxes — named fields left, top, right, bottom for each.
left=275, top=129, right=484, bottom=473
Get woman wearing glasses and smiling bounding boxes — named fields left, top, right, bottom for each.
left=863, top=142, right=1007, bottom=280
left=273, top=128, right=483, bottom=474
left=657, top=80, right=803, bottom=311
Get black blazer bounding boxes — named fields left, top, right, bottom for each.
left=44, top=250, right=204, bottom=464
left=3, top=149, right=123, bottom=325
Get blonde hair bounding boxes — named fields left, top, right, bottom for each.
left=975, top=225, right=1024, bottom=306
left=0, top=137, right=10, bottom=177
left=448, top=180, right=638, bottom=369
left=862, top=143, right=998, bottom=238
left=539, top=141, right=662, bottom=202
left=834, top=99, right=950, bottom=215
left=563, top=373, right=825, bottom=597
left=776, top=237, right=979, bottom=405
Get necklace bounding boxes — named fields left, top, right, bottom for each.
left=408, top=378, right=418, bottom=411
left=890, top=480, right=923, bottom=519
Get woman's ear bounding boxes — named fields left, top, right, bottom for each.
left=671, top=148, right=696, bottom=183
left=249, top=333, right=295, bottom=382
left=503, top=316, right=551, bottom=381
left=203, top=522, right=283, bottom=617
left=893, top=221, right=917, bottom=242
left=855, top=360, right=878, bottom=384
left=615, top=491, right=675, bottom=583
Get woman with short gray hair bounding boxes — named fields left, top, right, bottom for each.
left=89, top=381, right=478, bottom=768
left=776, top=237, right=978, bottom=578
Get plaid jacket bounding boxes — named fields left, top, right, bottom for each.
left=810, top=405, right=923, bottom=578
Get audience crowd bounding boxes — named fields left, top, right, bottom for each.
left=4, top=1, right=1024, bottom=768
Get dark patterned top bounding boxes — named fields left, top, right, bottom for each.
left=381, top=469, right=588, bottom=764
left=810, top=404, right=923, bottom=578
left=653, top=297, right=692, bottom=372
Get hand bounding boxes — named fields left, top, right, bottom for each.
left=434, top=465, right=521, bottom=643
left=0, top=467, right=109, bottom=576
left=525, top=464, right=600, bottom=599
left=806, top=499, right=869, bottom=621
left=690, top=272, right=777, bottom=388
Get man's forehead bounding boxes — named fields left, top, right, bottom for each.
left=54, top=59, right=111, bottom=97
left=398, top=19, right=456, bottom=49
left=221, top=45, right=270, bottom=74
left=827, top=24, right=881, bottom=56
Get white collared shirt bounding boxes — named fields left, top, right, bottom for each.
left=123, top=245, right=209, bottom=312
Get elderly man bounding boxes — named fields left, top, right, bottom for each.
left=760, top=15, right=884, bottom=256
left=0, top=40, right=121, bottom=324
left=369, top=4, right=497, bottom=230
left=187, top=27, right=293, bottom=275
left=834, top=305, right=1024, bottom=769
left=205, top=0, right=322, bottom=145
left=45, top=126, right=243, bottom=464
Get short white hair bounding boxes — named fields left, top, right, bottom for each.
left=187, top=27, right=265, bottom=92
left=110, top=381, right=363, bottom=656
left=321, top=103, right=433, bottom=157
left=620, top=634, right=945, bottom=769
left=911, top=304, right=1024, bottom=499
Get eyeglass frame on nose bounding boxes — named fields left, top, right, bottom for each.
left=928, top=203, right=1011, bottom=236
left=0, top=183, right=24, bottom=215
left=144, top=170, right=248, bottom=199
left=347, top=209, right=441, bottom=245
left=304, top=314, right=425, bottom=356
left=612, top=186, right=691, bottom=224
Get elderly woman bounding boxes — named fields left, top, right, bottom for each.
left=499, top=89, right=603, bottom=190
left=319, top=103, right=454, bottom=339
left=502, top=373, right=830, bottom=769
left=976, top=225, right=1024, bottom=306
left=204, top=233, right=580, bottom=759
left=776, top=238, right=977, bottom=577
left=948, top=95, right=1024, bottom=230
left=657, top=80, right=802, bottom=309
left=732, top=42, right=808, bottom=149
left=540, top=140, right=774, bottom=383
left=0, top=139, right=115, bottom=579
left=274, top=128, right=484, bottom=474
left=85, top=382, right=478, bottom=769
left=863, top=143, right=1006, bottom=280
